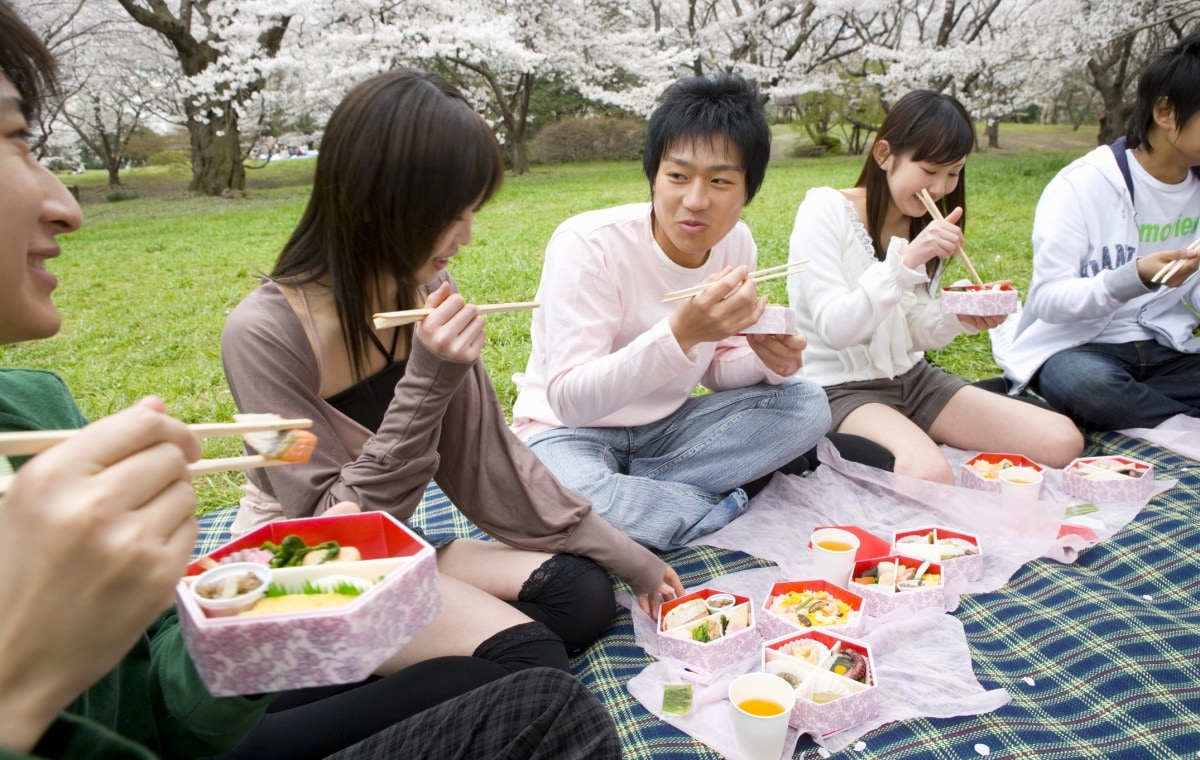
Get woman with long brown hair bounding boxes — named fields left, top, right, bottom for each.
left=786, top=90, right=1083, bottom=483
left=221, top=70, right=681, bottom=687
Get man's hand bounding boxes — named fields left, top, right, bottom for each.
left=747, top=329, right=807, bottom=376
left=1137, top=247, right=1199, bottom=288
left=668, top=266, right=766, bottom=353
left=0, top=399, right=199, bottom=752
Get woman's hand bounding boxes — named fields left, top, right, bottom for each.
left=415, top=282, right=486, bottom=363
left=668, top=266, right=766, bottom=353
left=958, top=314, right=1007, bottom=331
left=0, top=399, right=199, bottom=752
left=636, top=564, right=685, bottom=619
left=902, top=206, right=964, bottom=270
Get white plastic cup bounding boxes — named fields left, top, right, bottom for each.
left=999, top=466, right=1043, bottom=500
left=728, top=672, right=797, bottom=760
left=809, top=528, right=860, bottom=587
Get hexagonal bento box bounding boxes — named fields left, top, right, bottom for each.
left=656, top=587, right=759, bottom=674
left=177, top=511, right=439, bottom=697
left=761, top=629, right=878, bottom=737
left=1062, top=455, right=1155, bottom=503
left=759, top=579, right=865, bottom=641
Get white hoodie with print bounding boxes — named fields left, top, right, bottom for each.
left=1002, top=144, right=1200, bottom=390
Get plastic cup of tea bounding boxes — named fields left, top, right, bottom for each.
left=728, top=671, right=797, bottom=760
left=810, top=527, right=861, bottom=587
left=999, top=466, right=1043, bottom=500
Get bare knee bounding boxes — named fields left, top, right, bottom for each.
left=1030, top=417, right=1085, bottom=468
left=892, top=453, right=955, bottom=485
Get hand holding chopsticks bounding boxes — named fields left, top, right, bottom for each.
left=661, top=261, right=808, bottom=303
left=0, top=417, right=313, bottom=458
left=373, top=302, right=539, bottom=329
left=917, top=189, right=985, bottom=287
left=0, top=417, right=315, bottom=497
left=1149, top=237, right=1200, bottom=285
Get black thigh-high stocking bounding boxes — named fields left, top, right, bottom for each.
left=508, top=553, right=616, bottom=653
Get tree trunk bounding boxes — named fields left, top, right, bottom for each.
left=186, top=100, right=245, bottom=195
left=986, top=120, right=1000, bottom=149
left=1087, top=32, right=1136, bottom=147
left=106, top=161, right=121, bottom=187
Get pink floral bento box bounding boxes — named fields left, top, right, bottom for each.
left=850, top=555, right=945, bottom=618
left=177, top=512, right=439, bottom=697
left=961, top=452, right=1043, bottom=493
left=940, top=282, right=1019, bottom=316
left=759, top=580, right=864, bottom=641
left=762, top=629, right=878, bottom=736
left=892, top=526, right=983, bottom=583
left=656, top=587, right=758, bottom=674
left=1062, top=455, right=1155, bottom=503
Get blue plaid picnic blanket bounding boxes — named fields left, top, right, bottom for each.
left=193, top=430, right=1200, bottom=758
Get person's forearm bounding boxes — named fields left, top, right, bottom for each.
left=0, top=661, right=70, bottom=753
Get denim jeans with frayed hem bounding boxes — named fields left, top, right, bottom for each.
left=526, top=378, right=830, bottom=550
left=1034, top=340, right=1200, bottom=430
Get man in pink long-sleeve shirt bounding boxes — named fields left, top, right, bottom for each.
left=511, top=73, right=831, bottom=550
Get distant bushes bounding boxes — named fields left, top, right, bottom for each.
left=531, top=116, right=645, bottom=164
left=789, top=134, right=843, bottom=158
left=148, top=150, right=191, bottom=168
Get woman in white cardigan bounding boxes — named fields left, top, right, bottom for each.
left=787, top=90, right=1082, bottom=483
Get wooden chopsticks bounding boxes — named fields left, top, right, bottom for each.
left=0, top=418, right=313, bottom=458
left=1150, top=238, right=1200, bottom=284
left=372, top=302, right=540, bottom=329
left=917, top=189, right=985, bottom=287
left=660, top=261, right=809, bottom=303
left=0, top=418, right=314, bottom=497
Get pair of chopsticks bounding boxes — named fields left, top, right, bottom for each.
left=0, top=417, right=313, bottom=497
left=660, top=261, right=809, bottom=303
left=372, top=302, right=540, bottom=329
left=1149, top=238, right=1200, bottom=284
left=917, top=189, right=985, bottom=287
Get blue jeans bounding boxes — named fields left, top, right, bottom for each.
left=526, top=378, right=830, bottom=550
left=1034, top=341, right=1200, bottom=430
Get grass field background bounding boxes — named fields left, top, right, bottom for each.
left=0, top=124, right=1098, bottom=512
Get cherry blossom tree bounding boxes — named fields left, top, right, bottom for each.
left=115, top=0, right=294, bottom=196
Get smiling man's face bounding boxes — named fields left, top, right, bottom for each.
left=651, top=136, right=746, bottom=268
left=0, top=74, right=82, bottom=346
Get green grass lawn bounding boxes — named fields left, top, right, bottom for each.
left=2, top=130, right=1094, bottom=513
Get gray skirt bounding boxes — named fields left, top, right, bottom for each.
left=824, top=359, right=967, bottom=432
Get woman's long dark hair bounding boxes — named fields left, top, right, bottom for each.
left=856, top=90, right=974, bottom=281
left=272, top=69, right=504, bottom=379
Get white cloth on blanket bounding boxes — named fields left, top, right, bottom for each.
left=690, top=439, right=1168, bottom=572
left=623, top=568, right=1010, bottom=754
left=1118, top=414, right=1200, bottom=464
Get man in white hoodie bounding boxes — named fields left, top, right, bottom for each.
left=1003, top=31, right=1200, bottom=431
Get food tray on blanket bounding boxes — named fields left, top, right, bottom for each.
left=760, top=580, right=864, bottom=640
left=961, top=452, right=1043, bottom=492
left=762, top=629, right=878, bottom=737
left=656, top=587, right=758, bottom=674
left=178, top=512, right=439, bottom=696
left=1062, top=455, right=1154, bottom=502
left=892, top=526, right=983, bottom=583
